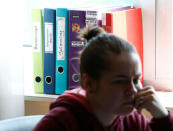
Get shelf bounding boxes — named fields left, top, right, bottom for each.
left=24, top=93, right=59, bottom=102
left=156, top=92, right=173, bottom=109
left=24, top=91, right=173, bottom=109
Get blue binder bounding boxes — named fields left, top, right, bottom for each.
left=55, top=8, right=69, bottom=94
left=43, top=8, right=56, bottom=94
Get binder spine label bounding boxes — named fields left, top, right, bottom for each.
left=86, top=11, right=97, bottom=26
left=45, top=22, right=53, bottom=53
left=32, top=22, right=41, bottom=52
left=101, top=13, right=106, bottom=26
left=71, top=41, right=85, bottom=47
left=57, top=17, right=65, bottom=60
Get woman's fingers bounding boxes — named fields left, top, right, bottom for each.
left=134, top=86, right=168, bottom=118
left=135, top=94, right=155, bottom=112
left=136, top=86, right=155, bottom=98
left=134, top=86, right=156, bottom=112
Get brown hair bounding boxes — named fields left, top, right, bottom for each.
left=79, top=25, right=137, bottom=81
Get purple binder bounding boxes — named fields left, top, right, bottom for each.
left=68, top=10, right=97, bottom=89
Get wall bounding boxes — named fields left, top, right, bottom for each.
left=134, top=0, right=156, bottom=80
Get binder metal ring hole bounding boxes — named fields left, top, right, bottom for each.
left=72, top=74, right=80, bottom=82
left=35, top=76, right=41, bottom=83
left=58, top=66, right=64, bottom=74
left=45, top=76, right=52, bottom=84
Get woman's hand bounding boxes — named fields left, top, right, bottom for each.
left=134, top=86, right=168, bottom=118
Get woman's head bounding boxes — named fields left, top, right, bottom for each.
left=79, top=26, right=137, bottom=81
left=78, top=26, right=142, bottom=115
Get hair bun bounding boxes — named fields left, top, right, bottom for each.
left=78, top=24, right=105, bottom=42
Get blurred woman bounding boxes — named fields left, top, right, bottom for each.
left=34, top=26, right=173, bottom=131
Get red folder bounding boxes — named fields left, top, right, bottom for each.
left=101, top=13, right=113, bottom=33
left=102, top=8, right=143, bottom=82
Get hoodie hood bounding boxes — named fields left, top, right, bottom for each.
left=49, top=88, right=105, bottom=130
left=50, top=88, right=92, bottom=112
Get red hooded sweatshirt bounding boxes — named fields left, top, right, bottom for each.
left=34, top=89, right=173, bottom=131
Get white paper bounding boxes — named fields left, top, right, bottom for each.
left=32, top=22, right=41, bottom=52
left=45, top=22, right=53, bottom=53
left=102, top=13, right=106, bottom=26
left=86, top=11, right=98, bottom=26
left=57, top=17, right=65, bottom=60
left=71, top=41, right=85, bottom=47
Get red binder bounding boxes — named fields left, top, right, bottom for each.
left=101, top=13, right=113, bottom=33
left=102, top=8, right=143, bottom=82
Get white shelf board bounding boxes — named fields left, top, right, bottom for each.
left=24, top=93, right=59, bottom=102
left=156, top=91, right=173, bottom=109
left=24, top=91, right=173, bottom=108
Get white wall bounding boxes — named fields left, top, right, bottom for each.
left=133, top=0, right=156, bottom=80
left=134, top=0, right=173, bottom=91
left=0, top=0, right=25, bottom=120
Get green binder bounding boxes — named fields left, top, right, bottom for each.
left=32, top=9, right=43, bottom=93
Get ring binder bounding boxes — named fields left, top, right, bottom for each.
left=55, top=8, right=69, bottom=94
left=32, top=9, right=44, bottom=93
left=43, top=8, right=56, bottom=94
left=68, top=10, right=98, bottom=89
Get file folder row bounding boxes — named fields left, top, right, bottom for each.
left=31, top=7, right=143, bottom=95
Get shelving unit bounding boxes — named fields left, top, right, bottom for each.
left=22, top=0, right=173, bottom=116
